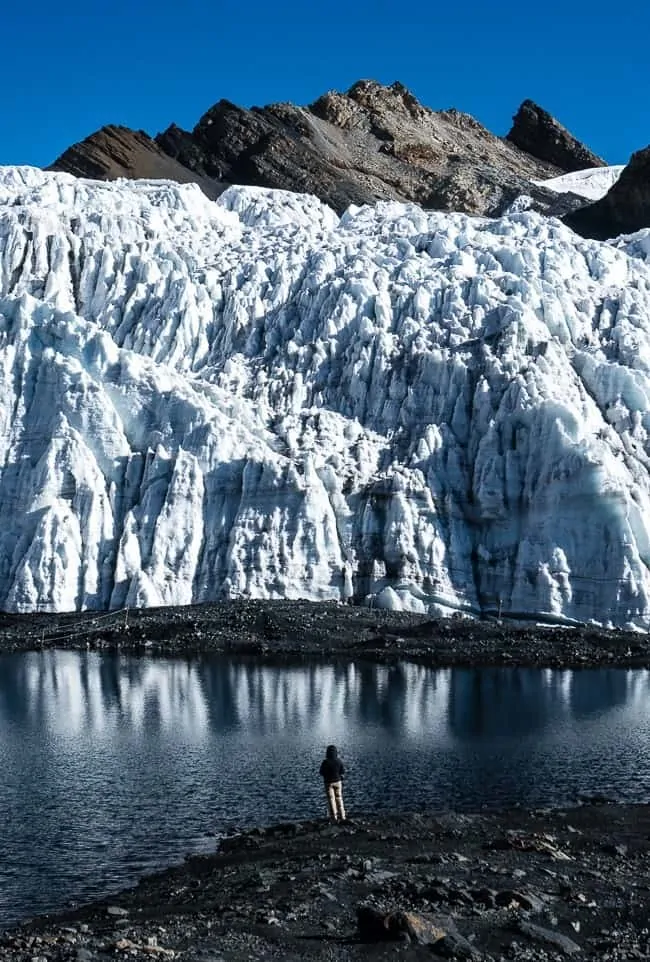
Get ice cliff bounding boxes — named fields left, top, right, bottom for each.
left=2, top=165, right=650, bottom=626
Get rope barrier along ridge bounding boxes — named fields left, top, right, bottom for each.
left=35, top=607, right=131, bottom=644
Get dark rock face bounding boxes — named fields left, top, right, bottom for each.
left=564, top=145, right=650, bottom=239
left=507, top=100, right=605, bottom=173
left=49, top=81, right=596, bottom=218
left=48, top=125, right=225, bottom=200
left=156, top=81, right=589, bottom=217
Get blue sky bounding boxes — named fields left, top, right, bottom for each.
left=3, top=0, right=647, bottom=168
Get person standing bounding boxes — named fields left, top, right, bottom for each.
left=319, top=744, right=346, bottom=823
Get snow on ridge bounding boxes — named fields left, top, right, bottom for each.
left=533, top=165, right=625, bottom=201
left=3, top=166, right=650, bottom=626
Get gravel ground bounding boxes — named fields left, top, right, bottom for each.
left=2, top=801, right=650, bottom=960
left=1, top=599, right=650, bottom=668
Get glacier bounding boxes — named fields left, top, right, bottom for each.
left=2, top=166, right=650, bottom=626
left=533, top=165, right=626, bottom=201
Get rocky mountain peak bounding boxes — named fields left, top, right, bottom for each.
left=49, top=124, right=224, bottom=198
left=507, top=99, right=605, bottom=172
left=48, top=83, right=601, bottom=222
left=50, top=125, right=161, bottom=180
left=346, top=79, right=428, bottom=119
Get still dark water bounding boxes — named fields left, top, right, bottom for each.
left=2, top=652, right=650, bottom=927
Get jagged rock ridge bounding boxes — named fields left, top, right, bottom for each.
left=506, top=99, right=605, bottom=173
left=49, top=125, right=226, bottom=200
left=50, top=81, right=596, bottom=218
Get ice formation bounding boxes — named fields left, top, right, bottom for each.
left=2, top=165, right=650, bottom=626
left=533, top=165, right=625, bottom=201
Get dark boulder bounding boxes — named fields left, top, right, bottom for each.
left=356, top=904, right=479, bottom=955
left=356, top=904, right=447, bottom=943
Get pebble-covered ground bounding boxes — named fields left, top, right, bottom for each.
left=1, top=600, right=650, bottom=668
left=2, top=801, right=650, bottom=960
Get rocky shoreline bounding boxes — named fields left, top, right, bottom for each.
left=4, top=601, right=650, bottom=959
left=2, top=801, right=650, bottom=960
left=1, top=599, right=650, bottom=669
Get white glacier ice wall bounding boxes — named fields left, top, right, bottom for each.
left=2, top=167, right=650, bottom=626
left=533, top=165, right=625, bottom=202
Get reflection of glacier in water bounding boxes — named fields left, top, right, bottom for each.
left=2, top=651, right=650, bottom=929
left=0, top=652, right=454, bottom=737
left=3, top=652, right=650, bottom=739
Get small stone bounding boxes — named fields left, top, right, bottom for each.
left=470, top=887, right=497, bottom=908
left=495, top=890, right=545, bottom=913
left=107, top=905, right=129, bottom=917
left=518, top=919, right=581, bottom=955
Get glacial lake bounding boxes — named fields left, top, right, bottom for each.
left=2, top=652, right=650, bottom=928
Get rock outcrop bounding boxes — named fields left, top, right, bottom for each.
left=506, top=99, right=605, bottom=172
left=564, top=145, right=650, bottom=239
left=49, top=81, right=594, bottom=218
left=49, top=125, right=225, bottom=199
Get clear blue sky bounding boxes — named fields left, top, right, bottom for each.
left=3, top=0, right=647, bottom=168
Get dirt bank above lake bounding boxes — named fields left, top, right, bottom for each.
left=2, top=801, right=649, bottom=960
left=1, top=599, right=650, bottom=669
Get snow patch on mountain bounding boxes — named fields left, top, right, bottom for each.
left=2, top=166, right=650, bottom=626
left=533, top=165, right=625, bottom=201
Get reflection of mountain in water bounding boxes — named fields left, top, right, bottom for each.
left=1, top=653, right=648, bottom=742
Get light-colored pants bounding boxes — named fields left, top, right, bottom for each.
left=326, top=781, right=346, bottom=822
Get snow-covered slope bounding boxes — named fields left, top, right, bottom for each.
left=533, top=165, right=625, bottom=201
left=3, top=166, right=650, bottom=627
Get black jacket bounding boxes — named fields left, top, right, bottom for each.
left=320, top=745, right=345, bottom=785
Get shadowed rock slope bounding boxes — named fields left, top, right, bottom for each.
left=50, top=81, right=597, bottom=217
left=48, top=125, right=225, bottom=200
left=506, top=99, right=605, bottom=172
left=564, top=144, right=650, bottom=239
